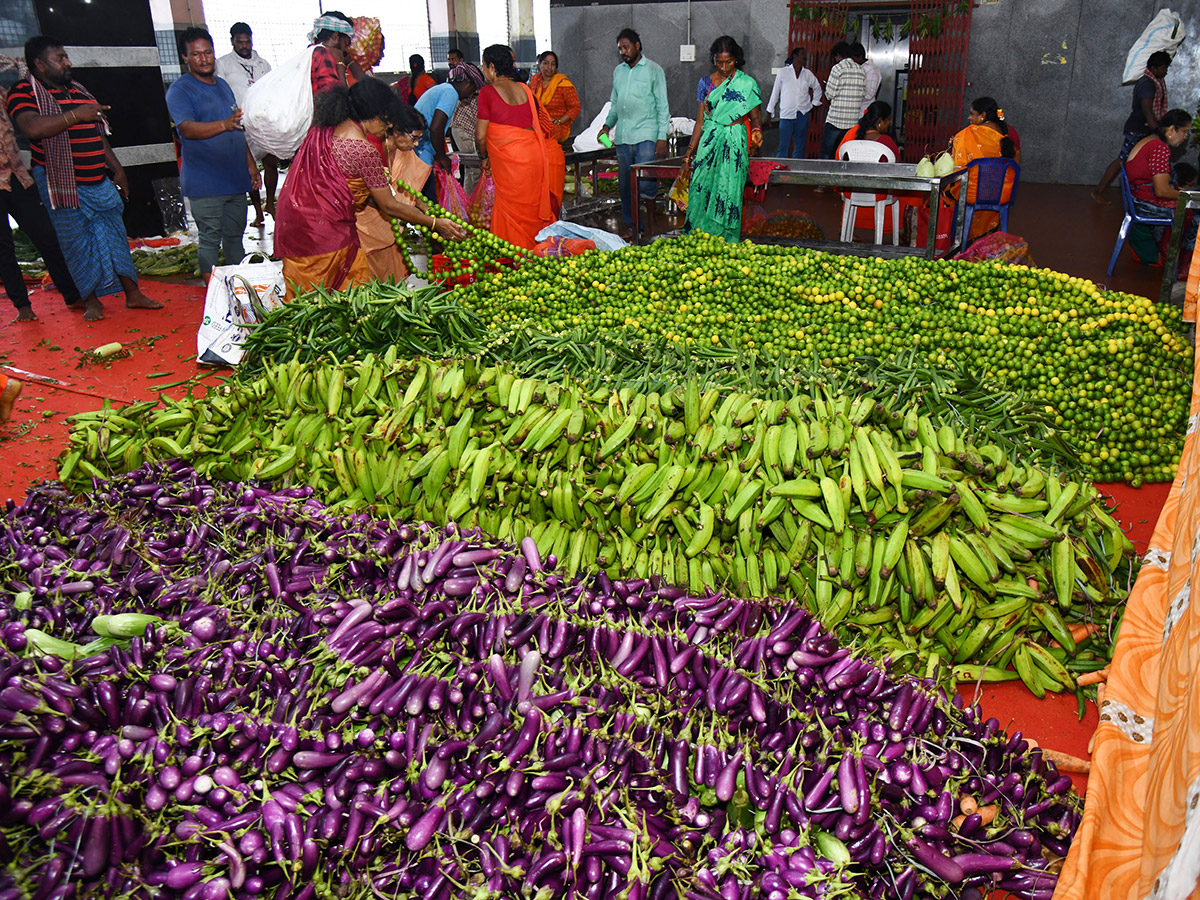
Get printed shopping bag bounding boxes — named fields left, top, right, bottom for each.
left=196, top=255, right=285, bottom=367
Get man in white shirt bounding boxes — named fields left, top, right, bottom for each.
left=214, top=23, right=272, bottom=226
left=852, top=42, right=882, bottom=112
left=765, top=48, right=822, bottom=158
left=821, top=41, right=866, bottom=159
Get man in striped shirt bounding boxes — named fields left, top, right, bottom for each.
left=820, top=42, right=866, bottom=160
left=8, top=36, right=160, bottom=320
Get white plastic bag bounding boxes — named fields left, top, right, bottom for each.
left=535, top=221, right=628, bottom=252
left=1122, top=9, right=1185, bottom=83
left=242, top=48, right=316, bottom=159
left=196, top=255, right=286, bottom=367
left=668, top=116, right=696, bottom=139
left=570, top=102, right=612, bottom=153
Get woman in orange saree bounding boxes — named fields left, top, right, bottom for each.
left=475, top=44, right=556, bottom=249
left=529, top=50, right=581, bottom=204
left=353, top=121, right=433, bottom=282
left=950, top=96, right=1017, bottom=241
left=274, top=78, right=464, bottom=299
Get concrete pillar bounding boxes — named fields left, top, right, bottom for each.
left=429, top=0, right=480, bottom=68
left=509, top=0, right=535, bottom=67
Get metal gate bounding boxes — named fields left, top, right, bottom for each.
left=787, top=0, right=853, bottom=159
left=786, top=0, right=972, bottom=162
left=903, top=0, right=972, bottom=162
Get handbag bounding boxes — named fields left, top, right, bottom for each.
left=196, top=254, right=286, bottom=367
left=668, top=168, right=690, bottom=211
left=242, top=48, right=317, bottom=160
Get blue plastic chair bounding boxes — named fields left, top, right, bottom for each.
left=1106, top=167, right=1174, bottom=276
left=960, top=157, right=1021, bottom=249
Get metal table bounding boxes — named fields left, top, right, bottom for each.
left=1161, top=188, right=1200, bottom=305
left=455, top=147, right=617, bottom=216
left=628, top=156, right=970, bottom=259
left=562, top=147, right=617, bottom=215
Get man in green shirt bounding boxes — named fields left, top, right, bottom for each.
left=599, top=28, right=669, bottom=237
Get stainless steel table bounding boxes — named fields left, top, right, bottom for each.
left=562, top=147, right=617, bottom=215
left=1161, top=188, right=1200, bottom=305
left=455, top=148, right=617, bottom=216
left=628, top=156, right=970, bottom=259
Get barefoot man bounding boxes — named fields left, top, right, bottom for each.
left=7, top=36, right=162, bottom=320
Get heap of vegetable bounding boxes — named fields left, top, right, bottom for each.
left=449, top=233, right=1191, bottom=484
left=131, top=244, right=199, bottom=278
left=2, top=465, right=1081, bottom=899
left=59, top=358, right=1130, bottom=693
left=236, top=283, right=1078, bottom=474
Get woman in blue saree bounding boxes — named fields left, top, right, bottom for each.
left=681, top=36, right=762, bottom=242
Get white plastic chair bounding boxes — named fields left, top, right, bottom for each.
left=838, top=140, right=900, bottom=246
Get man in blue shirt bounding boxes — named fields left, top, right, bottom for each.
left=599, top=29, right=669, bottom=237
left=166, top=27, right=261, bottom=278
left=414, top=76, right=478, bottom=201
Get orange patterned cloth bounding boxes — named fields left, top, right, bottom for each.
left=529, top=73, right=580, bottom=144
left=1053, top=339, right=1200, bottom=900
left=1186, top=239, right=1198, bottom=324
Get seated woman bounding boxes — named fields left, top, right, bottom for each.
left=1124, top=108, right=1194, bottom=264
left=274, top=77, right=464, bottom=299
left=681, top=36, right=762, bottom=243
left=837, top=101, right=898, bottom=158
left=836, top=102, right=902, bottom=233
left=476, top=44, right=556, bottom=249
left=950, top=96, right=1017, bottom=240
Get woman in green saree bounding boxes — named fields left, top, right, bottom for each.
left=682, top=36, right=762, bottom=242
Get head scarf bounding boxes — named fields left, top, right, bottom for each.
left=308, top=14, right=354, bottom=44
left=448, top=62, right=483, bottom=91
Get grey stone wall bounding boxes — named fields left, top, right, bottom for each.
left=549, top=1, right=789, bottom=140
left=551, top=0, right=1199, bottom=184
left=964, top=1, right=1198, bottom=184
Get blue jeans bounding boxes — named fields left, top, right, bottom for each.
left=616, top=140, right=659, bottom=228
left=190, top=194, right=247, bottom=276
left=777, top=111, right=810, bottom=159
left=820, top=123, right=849, bottom=160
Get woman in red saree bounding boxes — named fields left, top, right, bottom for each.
left=274, top=78, right=463, bottom=298
left=476, top=44, right=556, bottom=249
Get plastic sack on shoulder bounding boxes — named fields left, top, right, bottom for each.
left=1122, top=10, right=1185, bottom=84
left=242, top=49, right=316, bottom=160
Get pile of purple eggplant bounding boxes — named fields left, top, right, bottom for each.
left=0, top=463, right=1079, bottom=900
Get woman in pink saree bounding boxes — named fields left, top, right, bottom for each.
left=274, top=78, right=463, bottom=298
